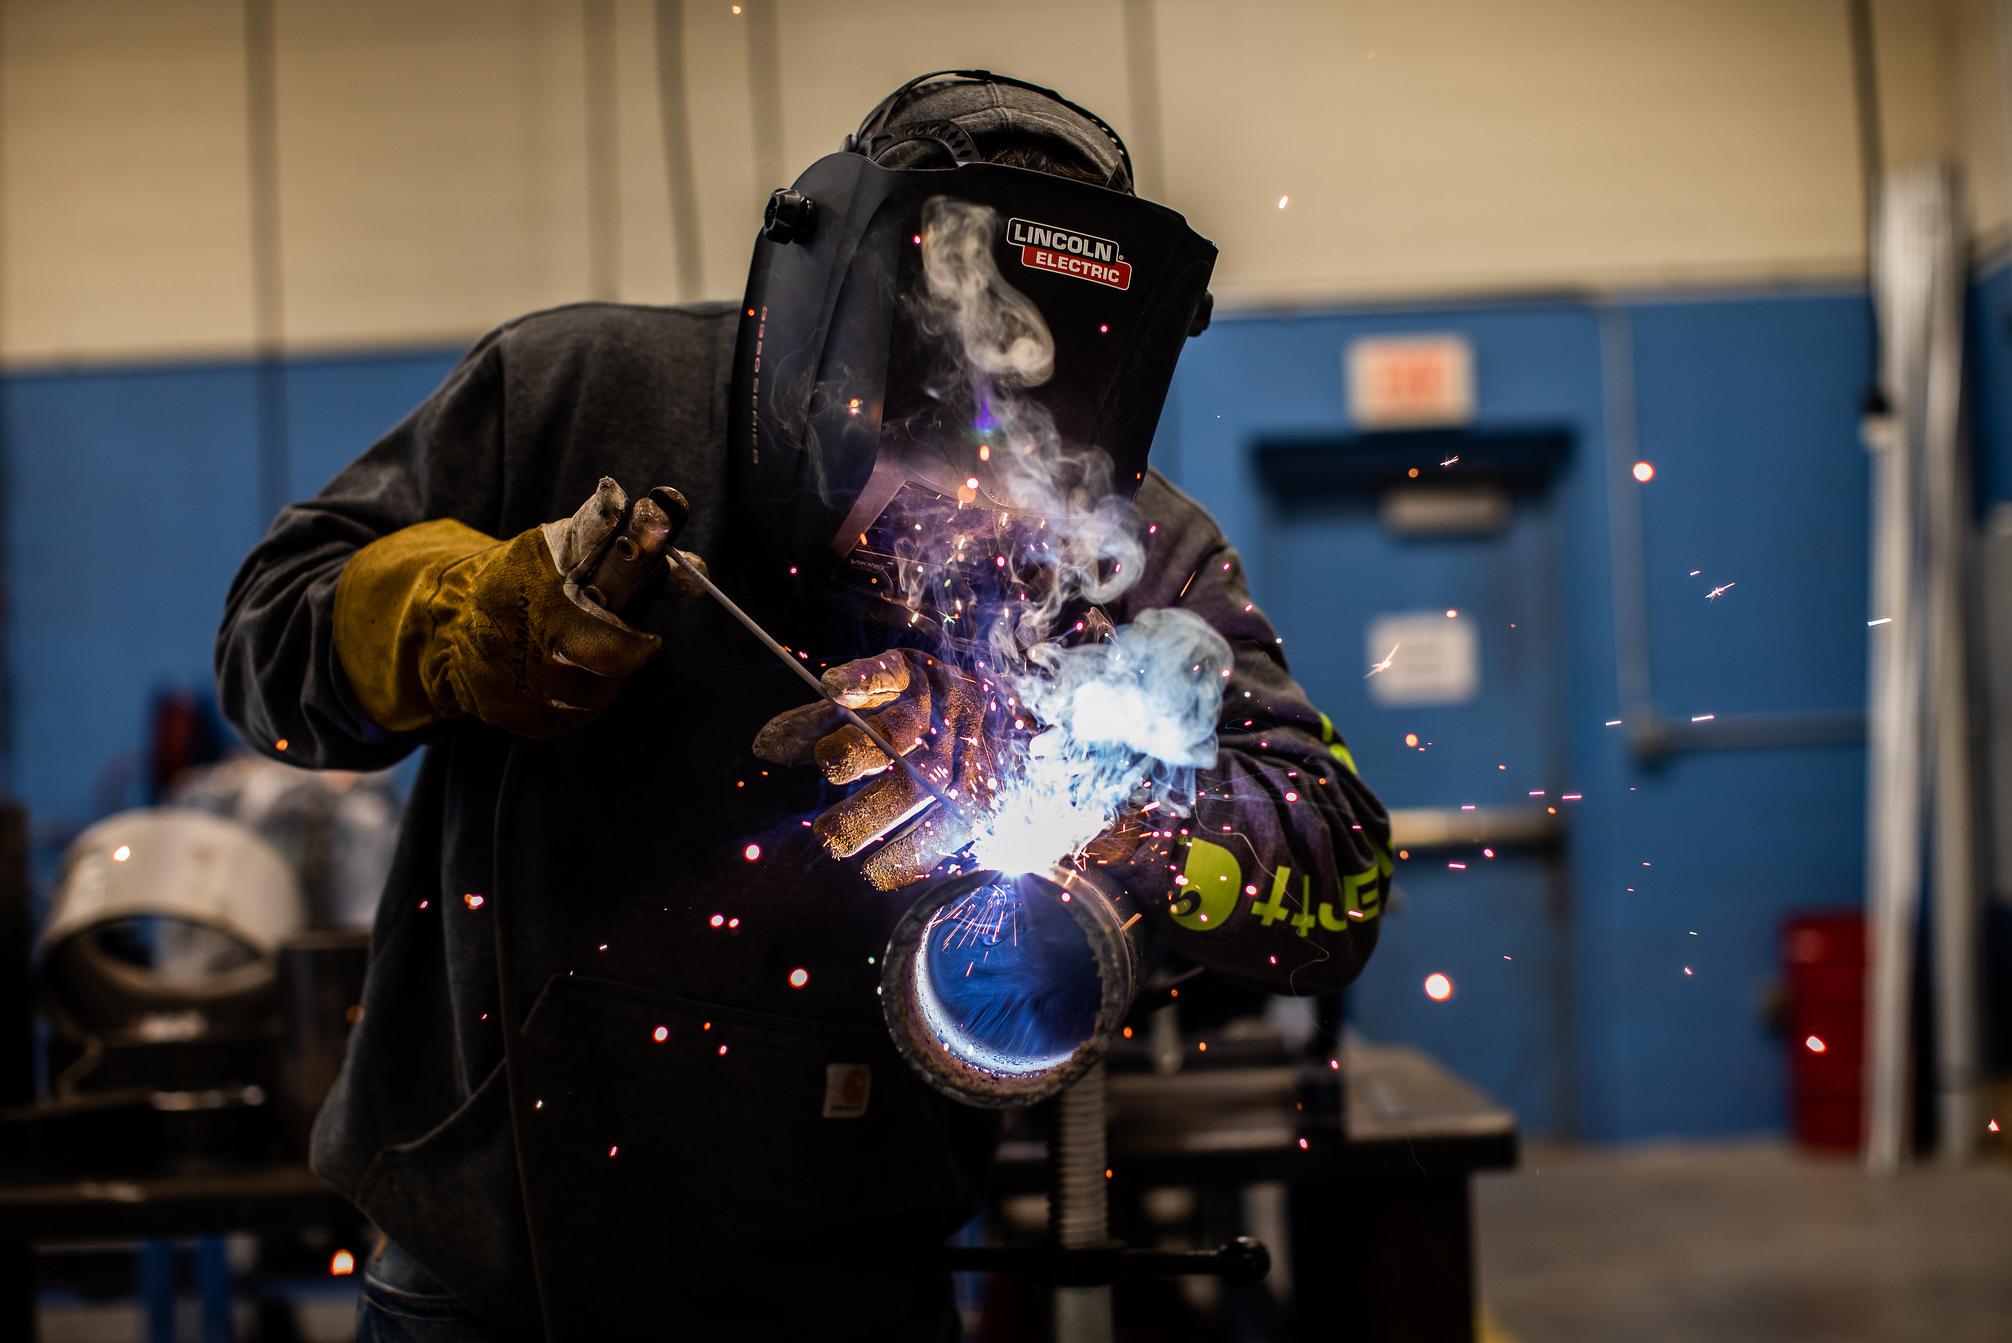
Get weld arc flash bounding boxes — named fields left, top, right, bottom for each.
left=729, top=116, right=1217, bottom=608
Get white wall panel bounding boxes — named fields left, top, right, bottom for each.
left=766, top=0, right=1135, bottom=213
left=1952, top=0, right=2012, bottom=248
left=270, top=0, right=593, bottom=350
left=1153, top=0, right=1867, bottom=304
left=1, top=0, right=257, bottom=362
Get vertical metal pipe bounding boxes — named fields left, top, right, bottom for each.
left=652, top=0, right=705, bottom=301
left=243, top=0, right=289, bottom=518
left=1050, top=1062, right=1112, bottom=1343
left=743, top=0, right=784, bottom=196
left=582, top=0, right=622, bottom=300
left=1120, top=0, right=1163, bottom=194
left=1918, top=166, right=1983, bottom=1162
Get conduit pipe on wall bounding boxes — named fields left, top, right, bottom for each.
left=1863, top=163, right=1982, bottom=1172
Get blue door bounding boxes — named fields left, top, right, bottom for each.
left=1254, top=433, right=1576, bottom=1133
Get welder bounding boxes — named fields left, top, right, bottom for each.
left=216, top=71, right=1391, bottom=1342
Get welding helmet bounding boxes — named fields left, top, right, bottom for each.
left=728, top=70, right=1216, bottom=615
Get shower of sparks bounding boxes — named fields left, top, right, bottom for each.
left=1804, top=1035, right=1827, bottom=1053
left=1424, top=972, right=1454, bottom=1001
left=1365, top=643, right=1399, bottom=678
left=1705, top=582, right=1735, bottom=602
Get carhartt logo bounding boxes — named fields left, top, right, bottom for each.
left=823, top=1063, right=870, bottom=1118
left=1005, top=217, right=1132, bottom=290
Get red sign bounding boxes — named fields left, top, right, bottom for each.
left=1021, top=245, right=1132, bottom=290
left=1346, top=336, right=1476, bottom=427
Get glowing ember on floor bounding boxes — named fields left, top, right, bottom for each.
left=1424, top=972, right=1454, bottom=1001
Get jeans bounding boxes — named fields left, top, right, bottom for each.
left=354, top=1239, right=506, bottom=1342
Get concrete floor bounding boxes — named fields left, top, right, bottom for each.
left=1475, top=1141, right=2012, bottom=1343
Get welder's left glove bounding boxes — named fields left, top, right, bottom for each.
left=754, top=650, right=1005, bottom=891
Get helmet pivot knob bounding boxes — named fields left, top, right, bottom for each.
left=763, top=188, right=816, bottom=245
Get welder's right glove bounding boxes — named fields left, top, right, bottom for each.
left=334, top=478, right=701, bottom=739
left=753, top=650, right=1004, bottom=891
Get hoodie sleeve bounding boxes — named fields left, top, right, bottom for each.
left=213, top=329, right=508, bottom=771
left=1108, top=474, right=1391, bottom=996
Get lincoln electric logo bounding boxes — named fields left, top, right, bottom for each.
left=1005, top=217, right=1132, bottom=291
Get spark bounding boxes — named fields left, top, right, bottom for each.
left=1448, top=862, right=1467, bottom=870
left=463, top=892, right=485, bottom=910
left=709, top=914, right=724, bottom=927
left=1991, top=1119, right=2001, bottom=1133
left=1705, top=582, right=1735, bottom=602
left=1483, top=847, right=1495, bottom=858
left=1683, top=966, right=1694, bottom=976
left=274, top=738, right=289, bottom=752
left=1277, top=194, right=1290, bottom=209
left=788, top=968, right=809, bottom=989
left=608, top=1145, right=619, bottom=1158
left=1688, top=569, right=1701, bottom=576
left=329, top=1250, right=355, bottom=1276
left=1365, top=643, right=1399, bottom=678
left=112, top=845, right=130, bottom=863
left=1404, top=733, right=1419, bottom=748
left=653, top=1025, right=668, bottom=1043
left=1440, top=455, right=1460, bottom=467
left=1631, top=461, right=1655, bottom=482
left=1804, top=1035, right=1826, bottom=1054
left=847, top=397, right=861, bottom=416
left=1604, top=719, right=1622, bottom=727
left=1424, top=972, right=1454, bottom=1002
left=1867, top=617, right=1891, bottom=627
left=1445, top=608, right=1459, bottom=618
left=1690, top=714, right=1715, bottom=723
left=743, top=844, right=761, bottom=861
left=730, top=3, right=742, bottom=11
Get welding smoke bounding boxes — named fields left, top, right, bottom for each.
left=894, top=197, right=1230, bottom=877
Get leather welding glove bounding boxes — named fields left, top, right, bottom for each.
left=334, top=478, right=703, bottom=739
left=753, top=649, right=1002, bottom=891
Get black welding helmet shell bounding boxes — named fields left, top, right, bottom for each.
left=728, top=148, right=1216, bottom=614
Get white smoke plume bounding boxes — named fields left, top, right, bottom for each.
left=897, top=196, right=1231, bottom=877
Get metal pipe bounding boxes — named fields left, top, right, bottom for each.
left=1050, top=1062, right=1113, bottom=1343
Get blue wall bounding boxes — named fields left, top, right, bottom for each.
left=4, top=272, right=2004, bottom=1139
left=0, top=351, right=459, bottom=844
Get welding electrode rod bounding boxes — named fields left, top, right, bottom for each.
left=666, top=548, right=972, bottom=823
